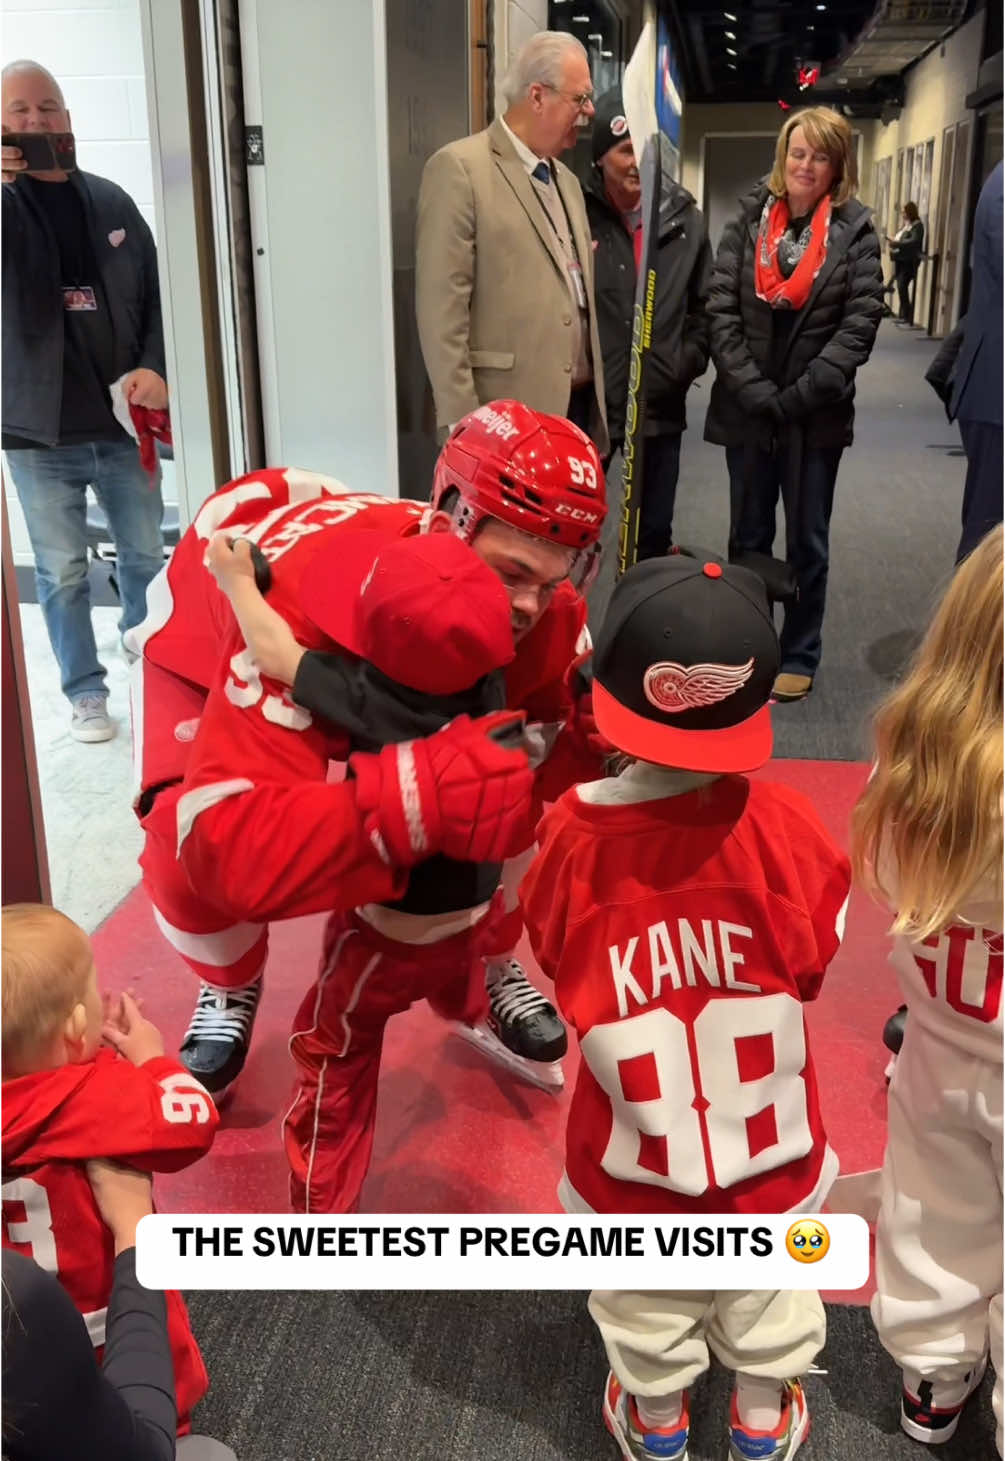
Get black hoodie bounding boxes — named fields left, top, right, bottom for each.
left=584, top=143, right=712, bottom=443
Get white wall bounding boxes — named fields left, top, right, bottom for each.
left=3, top=0, right=154, bottom=230
left=493, top=0, right=547, bottom=118
left=3, top=0, right=174, bottom=562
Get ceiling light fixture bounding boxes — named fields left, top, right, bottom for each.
left=726, top=47, right=737, bottom=55
left=724, top=10, right=737, bottom=19
left=571, top=14, right=590, bottom=22
left=588, top=32, right=602, bottom=40
left=725, top=30, right=736, bottom=39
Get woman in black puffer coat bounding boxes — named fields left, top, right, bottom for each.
left=705, top=106, right=883, bottom=700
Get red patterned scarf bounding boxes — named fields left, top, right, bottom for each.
left=754, top=193, right=832, bottom=310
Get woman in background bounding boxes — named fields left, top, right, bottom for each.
left=705, top=106, right=883, bottom=702
left=886, top=201, right=925, bottom=324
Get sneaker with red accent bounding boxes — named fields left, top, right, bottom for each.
left=901, top=1354, right=988, bottom=1444
left=602, top=1371, right=690, bottom=1460
left=728, top=1379, right=810, bottom=1461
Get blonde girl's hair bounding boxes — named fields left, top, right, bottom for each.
left=851, top=525, right=1004, bottom=939
left=768, top=106, right=859, bottom=207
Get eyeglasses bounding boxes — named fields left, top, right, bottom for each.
left=541, top=83, right=594, bottom=111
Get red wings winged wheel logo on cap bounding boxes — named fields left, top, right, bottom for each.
left=642, top=658, right=755, bottom=714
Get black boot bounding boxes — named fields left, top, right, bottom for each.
left=883, top=1005, right=908, bottom=1056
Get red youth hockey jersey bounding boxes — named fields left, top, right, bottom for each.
left=521, top=772, right=851, bottom=1215
left=135, top=468, right=599, bottom=925
left=1, top=1051, right=219, bottom=1418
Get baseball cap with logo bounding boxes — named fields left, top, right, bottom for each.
left=591, top=86, right=632, bottom=163
left=592, top=554, right=781, bottom=772
left=299, top=530, right=515, bottom=695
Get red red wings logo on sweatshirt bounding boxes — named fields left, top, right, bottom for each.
left=643, top=658, right=755, bottom=714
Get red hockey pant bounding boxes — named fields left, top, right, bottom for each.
left=284, top=905, right=520, bottom=1213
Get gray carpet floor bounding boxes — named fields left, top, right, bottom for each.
left=187, top=1290, right=997, bottom=1460
left=589, top=320, right=965, bottom=762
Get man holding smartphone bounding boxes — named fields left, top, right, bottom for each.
left=2, top=60, right=167, bottom=743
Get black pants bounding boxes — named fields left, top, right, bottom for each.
left=727, top=441, right=844, bottom=678
left=567, top=383, right=595, bottom=438
left=610, top=432, right=683, bottom=561
left=957, top=419, right=1004, bottom=564
left=894, top=264, right=917, bottom=324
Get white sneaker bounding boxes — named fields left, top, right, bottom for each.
left=70, top=694, right=115, bottom=743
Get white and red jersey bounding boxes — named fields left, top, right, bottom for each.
left=885, top=866, right=1003, bottom=1065
left=134, top=468, right=598, bottom=928
left=1, top=1052, right=219, bottom=1417
left=520, top=764, right=851, bottom=1216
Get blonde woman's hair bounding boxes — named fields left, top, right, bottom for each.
left=768, top=106, right=858, bottom=207
left=1, top=904, right=93, bottom=1076
left=851, top=526, right=1004, bottom=939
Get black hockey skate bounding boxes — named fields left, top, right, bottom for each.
left=179, top=978, right=263, bottom=1097
left=451, top=958, right=567, bottom=1092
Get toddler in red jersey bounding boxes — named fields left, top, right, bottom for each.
left=521, top=554, right=851, bottom=1461
left=1, top=904, right=219, bottom=1430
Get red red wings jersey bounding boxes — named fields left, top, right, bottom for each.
left=1, top=1052, right=218, bottom=1416
left=521, top=773, right=851, bottom=1216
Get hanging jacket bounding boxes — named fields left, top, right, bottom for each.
left=584, top=155, right=712, bottom=443
left=704, top=182, right=883, bottom=451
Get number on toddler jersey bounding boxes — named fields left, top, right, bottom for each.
left=159, top=1071, right=215, bottom=1124
left=2, top=1177, right=58, bottom=1273
left=913, top=926, right=1003, bottom=1025
left=580, top=992, right=813, bottom=1196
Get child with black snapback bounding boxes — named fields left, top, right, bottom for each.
left=521, top=554, right=851, bottom=1461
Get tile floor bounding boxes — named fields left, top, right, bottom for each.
left=19, top=602, right=143, bottom=933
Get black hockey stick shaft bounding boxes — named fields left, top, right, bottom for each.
left=617, top=126, right=663, bottom=578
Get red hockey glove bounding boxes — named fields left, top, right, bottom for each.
left=564, top=651, right=615, bottom=760
left=350, top=711, right=533, bottom=869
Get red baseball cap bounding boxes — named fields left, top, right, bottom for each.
left=299, top=529, right=515, bottom=694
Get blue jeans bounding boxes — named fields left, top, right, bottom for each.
left=6, top=439, right=164, bottom=701
left=726, top=441, right=843, bottom=677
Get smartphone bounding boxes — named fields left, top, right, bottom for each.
left=4, top=131, right=77, bottom=173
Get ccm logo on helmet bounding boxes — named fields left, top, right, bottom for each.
left=555, top=503, right=601, bottom=523
left=472, top=406, right=520, bottom=442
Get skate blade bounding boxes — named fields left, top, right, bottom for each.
left=449, top=1021, right=565, bottom=1092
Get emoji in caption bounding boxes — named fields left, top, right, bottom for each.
left=785, top=1219, right=830, bottom=1263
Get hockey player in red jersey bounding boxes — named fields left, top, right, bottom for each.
left=132, top=401, right=607, bottom=1108
left=520, top=554, right=851, bottom=1461
left=1, top=904, right=219, bottom=1430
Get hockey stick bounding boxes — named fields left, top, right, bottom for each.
left=617, top=21, right=662, bottom=578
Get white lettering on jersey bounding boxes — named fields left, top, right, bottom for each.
left=609, top=919, right=759, bottom=1016
left=581, top=992, right=812, bottom=1196
left=225, top=647, right=312, bottom=731
left=159, top=1071, right=215, bottom=1124
left=913, top=925, right=1003, bottom=1025
left=2, top=1177, right=58, bottom=1274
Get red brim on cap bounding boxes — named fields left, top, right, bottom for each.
left=298, top=529, right=399, bottom=654
left=593, top=680, right=774, bottom=774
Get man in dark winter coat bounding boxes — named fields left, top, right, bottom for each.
left=705, top=106, right=883, bottom=701
left=585, top=87, right=711, bottom=560
left=2, top=60, right=166, bottom=744
left=950, top=160, right=1003, bottom=565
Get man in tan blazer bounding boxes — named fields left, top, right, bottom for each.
left=416, top=31, right=608, bottom=453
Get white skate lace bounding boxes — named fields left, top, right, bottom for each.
left=485, top=960, right=553, bottom=1024
left=183, top=982, right=260, bottom=1045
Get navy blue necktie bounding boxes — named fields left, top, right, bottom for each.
left=532, top=161, right=551, bottom=184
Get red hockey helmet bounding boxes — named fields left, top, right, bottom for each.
left=430, top=401, right=607, bottom=590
